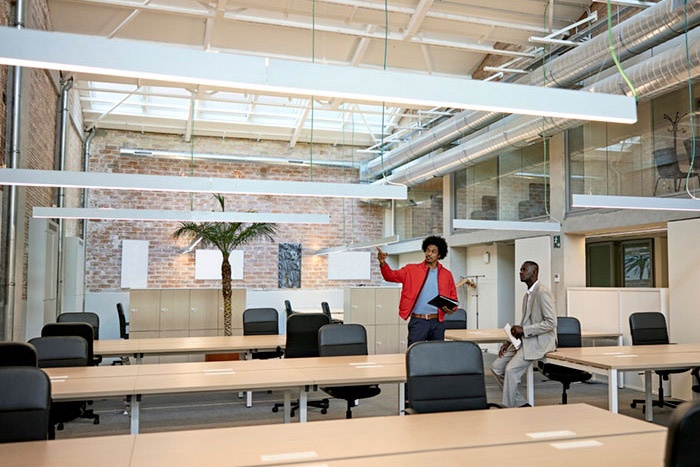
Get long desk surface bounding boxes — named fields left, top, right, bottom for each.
left=94, top=335, right=286, bottom=362
left=543, top=344, right=700, bottom=422
left=0, top=404, right=666, bottom=467
left=445, top=328, right=622, bottom=344
left=44, top=353, right=407, bottom=433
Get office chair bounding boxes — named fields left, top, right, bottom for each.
left=629, top=312, right=690, bottom=413
left=665, top=399, right=700, bottom=467
left=538, top=316, right=592, bottom=404
left=406, top=340, right=500, bottom=414
left=57, top=311, right=100, bottom=340
left=318, top=324, right=381, bottom=419
left=284, top=300, right=294, bottom=317
left=321, top=301, right=343, bottom=324
left=0, top=341, right=38, bottom=366
left=443, top=308, right=467, bottom=330
left=116, top=303, right=129, bottom=340
left=243, top=308, right=284, bottom=360
left=0, top=367, right=51, bottom=443
left=272, top=313, right=331, bottom=417
left=29, top=335, right=100, bottom=436
left=42, top=322, right=101, bottom=366
left=652, top=148, right=699, bottom=196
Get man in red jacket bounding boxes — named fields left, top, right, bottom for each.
left=377, top=236, right=459, bottom=347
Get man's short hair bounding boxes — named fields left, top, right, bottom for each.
left=523, top=261, right=539, bottom=274
left=422, top=235, right=448, bottom=260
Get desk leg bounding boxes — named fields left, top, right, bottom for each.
left=645, top=370, right=654, bottom=422
left=134, top=353, right=143, bottom=365
left=299, top=388, right=308, bottom=423
left=283, top=391, right=291, bottom=424
left=129, top=395, right=141, bottom=434
left=617, top=336, right=624, bottom=388
left=399, top=383, right=405, bottom=416
left=245, top=351, right=252, bottom=407
left=527, top=362, right=534, bottom=406
left=608, top=370, right=618, bottom=413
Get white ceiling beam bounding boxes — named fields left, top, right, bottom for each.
left=591, top=0, right=657, bottom=7
left=0, top=28, right=638, bottom=124
left=34, top=207, right=331, bottom=224
left=0, top=168, right=408, bottom=199
left=289, top=103, right=311, bottom=148
left=403, top=0, right=434, bottom=41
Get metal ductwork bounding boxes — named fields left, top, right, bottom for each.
left=363, top=0, right=700, bottom=181
left=380, top=25, right=700, bottom=187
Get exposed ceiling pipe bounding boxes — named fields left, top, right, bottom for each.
left=363, top=0, right=700, bottom=181
left=119, top=148, right=361, bottom=169
left=380, top=26, right=700, bottom=187
left=2, top=0, right=26, bottom=339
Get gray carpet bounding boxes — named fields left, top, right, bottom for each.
left=56, top=352, right=684, bottom=439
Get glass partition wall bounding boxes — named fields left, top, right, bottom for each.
left=453, top=141, right=550, bottom=224
left=568, top=85, right=700, bottom=201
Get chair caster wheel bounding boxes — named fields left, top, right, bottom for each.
left=321, top=409, right=327, bottom=414
left=94, top=419, right=100, bottom=425
left=631, top=402, right=637, bottom=408
left=272, top=407, right=279, bottom=413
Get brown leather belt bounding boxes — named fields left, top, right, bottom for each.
left=411, top=313, right=438, bottom=320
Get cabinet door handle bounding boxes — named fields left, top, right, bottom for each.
left=161, top=308, right=167, bottom=313
left=191, top=307, right=198, bottom=313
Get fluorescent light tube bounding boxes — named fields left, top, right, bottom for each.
left=572, top=194, right=700, bottom=211
left=453, top=219, right=561, bottom=232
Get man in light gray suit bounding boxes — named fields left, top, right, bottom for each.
left=492, top=261, right=557, bottom=407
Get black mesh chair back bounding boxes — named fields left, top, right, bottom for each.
left=443, top=308, right=467, bottom=330
left=116, top=303, right=129, bottom=339
left=0, top=342, right=38, bottom=367
left=29, top=336, right=89, bottom=368
left=406, top=340, right=496, bottom=413
left=243, top=308, right=283, bottom=359
left=630, top=312, right=670, bottom=345
left=57, top=312, right=100, bottom=340
left=318, top=323, right=369, bottom=357
left=0, top=367, right=51, bottom=443
left=284, top=313, right=331, bottom=359
left=321, top=301, right=343, bottom=324
left=629, top=312, right=689, bottom=412
left=318, top=324, right=380, bottom=418
left=538, top=316, right=592, bottom=404
left=41, top=322, right=100, bottom=366
left=665, top=399, right=700, bottom=467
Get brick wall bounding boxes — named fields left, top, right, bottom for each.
left=85, top=130, right=388, bottom=292
left=0, top=0, right=9, bottom=161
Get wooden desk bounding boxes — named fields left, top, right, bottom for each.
left=327, top=431, right=666, bottom=466
left=445, top=328, right=625, bottom=397
left=0, top=404, right=665, bottom=467
left=94, top=335, right=285, bottom=363
left=44, top=353, right=408, bottom=434
left=543, top=345, right=700, bottom=421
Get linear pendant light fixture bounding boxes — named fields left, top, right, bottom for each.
left=453, top=219, right=561, bottom=232
left=315, top=235, right=400, bottom=255
left=33, top=207, right=331, bottom=224
left=572, top=194, right=700, bottom=211
left=0, top=27, right=637, bottom=123
left=0, top=169, right=407, bottom=200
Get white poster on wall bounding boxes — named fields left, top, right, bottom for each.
left=121, top=239, right=149, bottom=288
left=328, top=251, right=371, bottom=280
left=196, top=249, right=244, bottom=280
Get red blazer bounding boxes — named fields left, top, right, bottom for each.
left=380, top=261, right=458, bottom=322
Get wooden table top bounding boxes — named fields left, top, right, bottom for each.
left=0, top=404, right=665, bottom=467
left=546, top=348, right=700, bottom=372
left=326, top=431, right=667, bottom=467
left=94, top=334, right=286, bottom=357
left=126, top=403, right=664, bottom=467
left=445, top=328, right=621, bottom=343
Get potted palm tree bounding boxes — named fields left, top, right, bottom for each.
left=173, top=194, right=277, bottom=336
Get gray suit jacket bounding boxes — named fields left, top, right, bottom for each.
left=520, top=282, right=557, bottom=361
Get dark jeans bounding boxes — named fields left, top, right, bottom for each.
left=407, top=317, right=445, bottom=347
